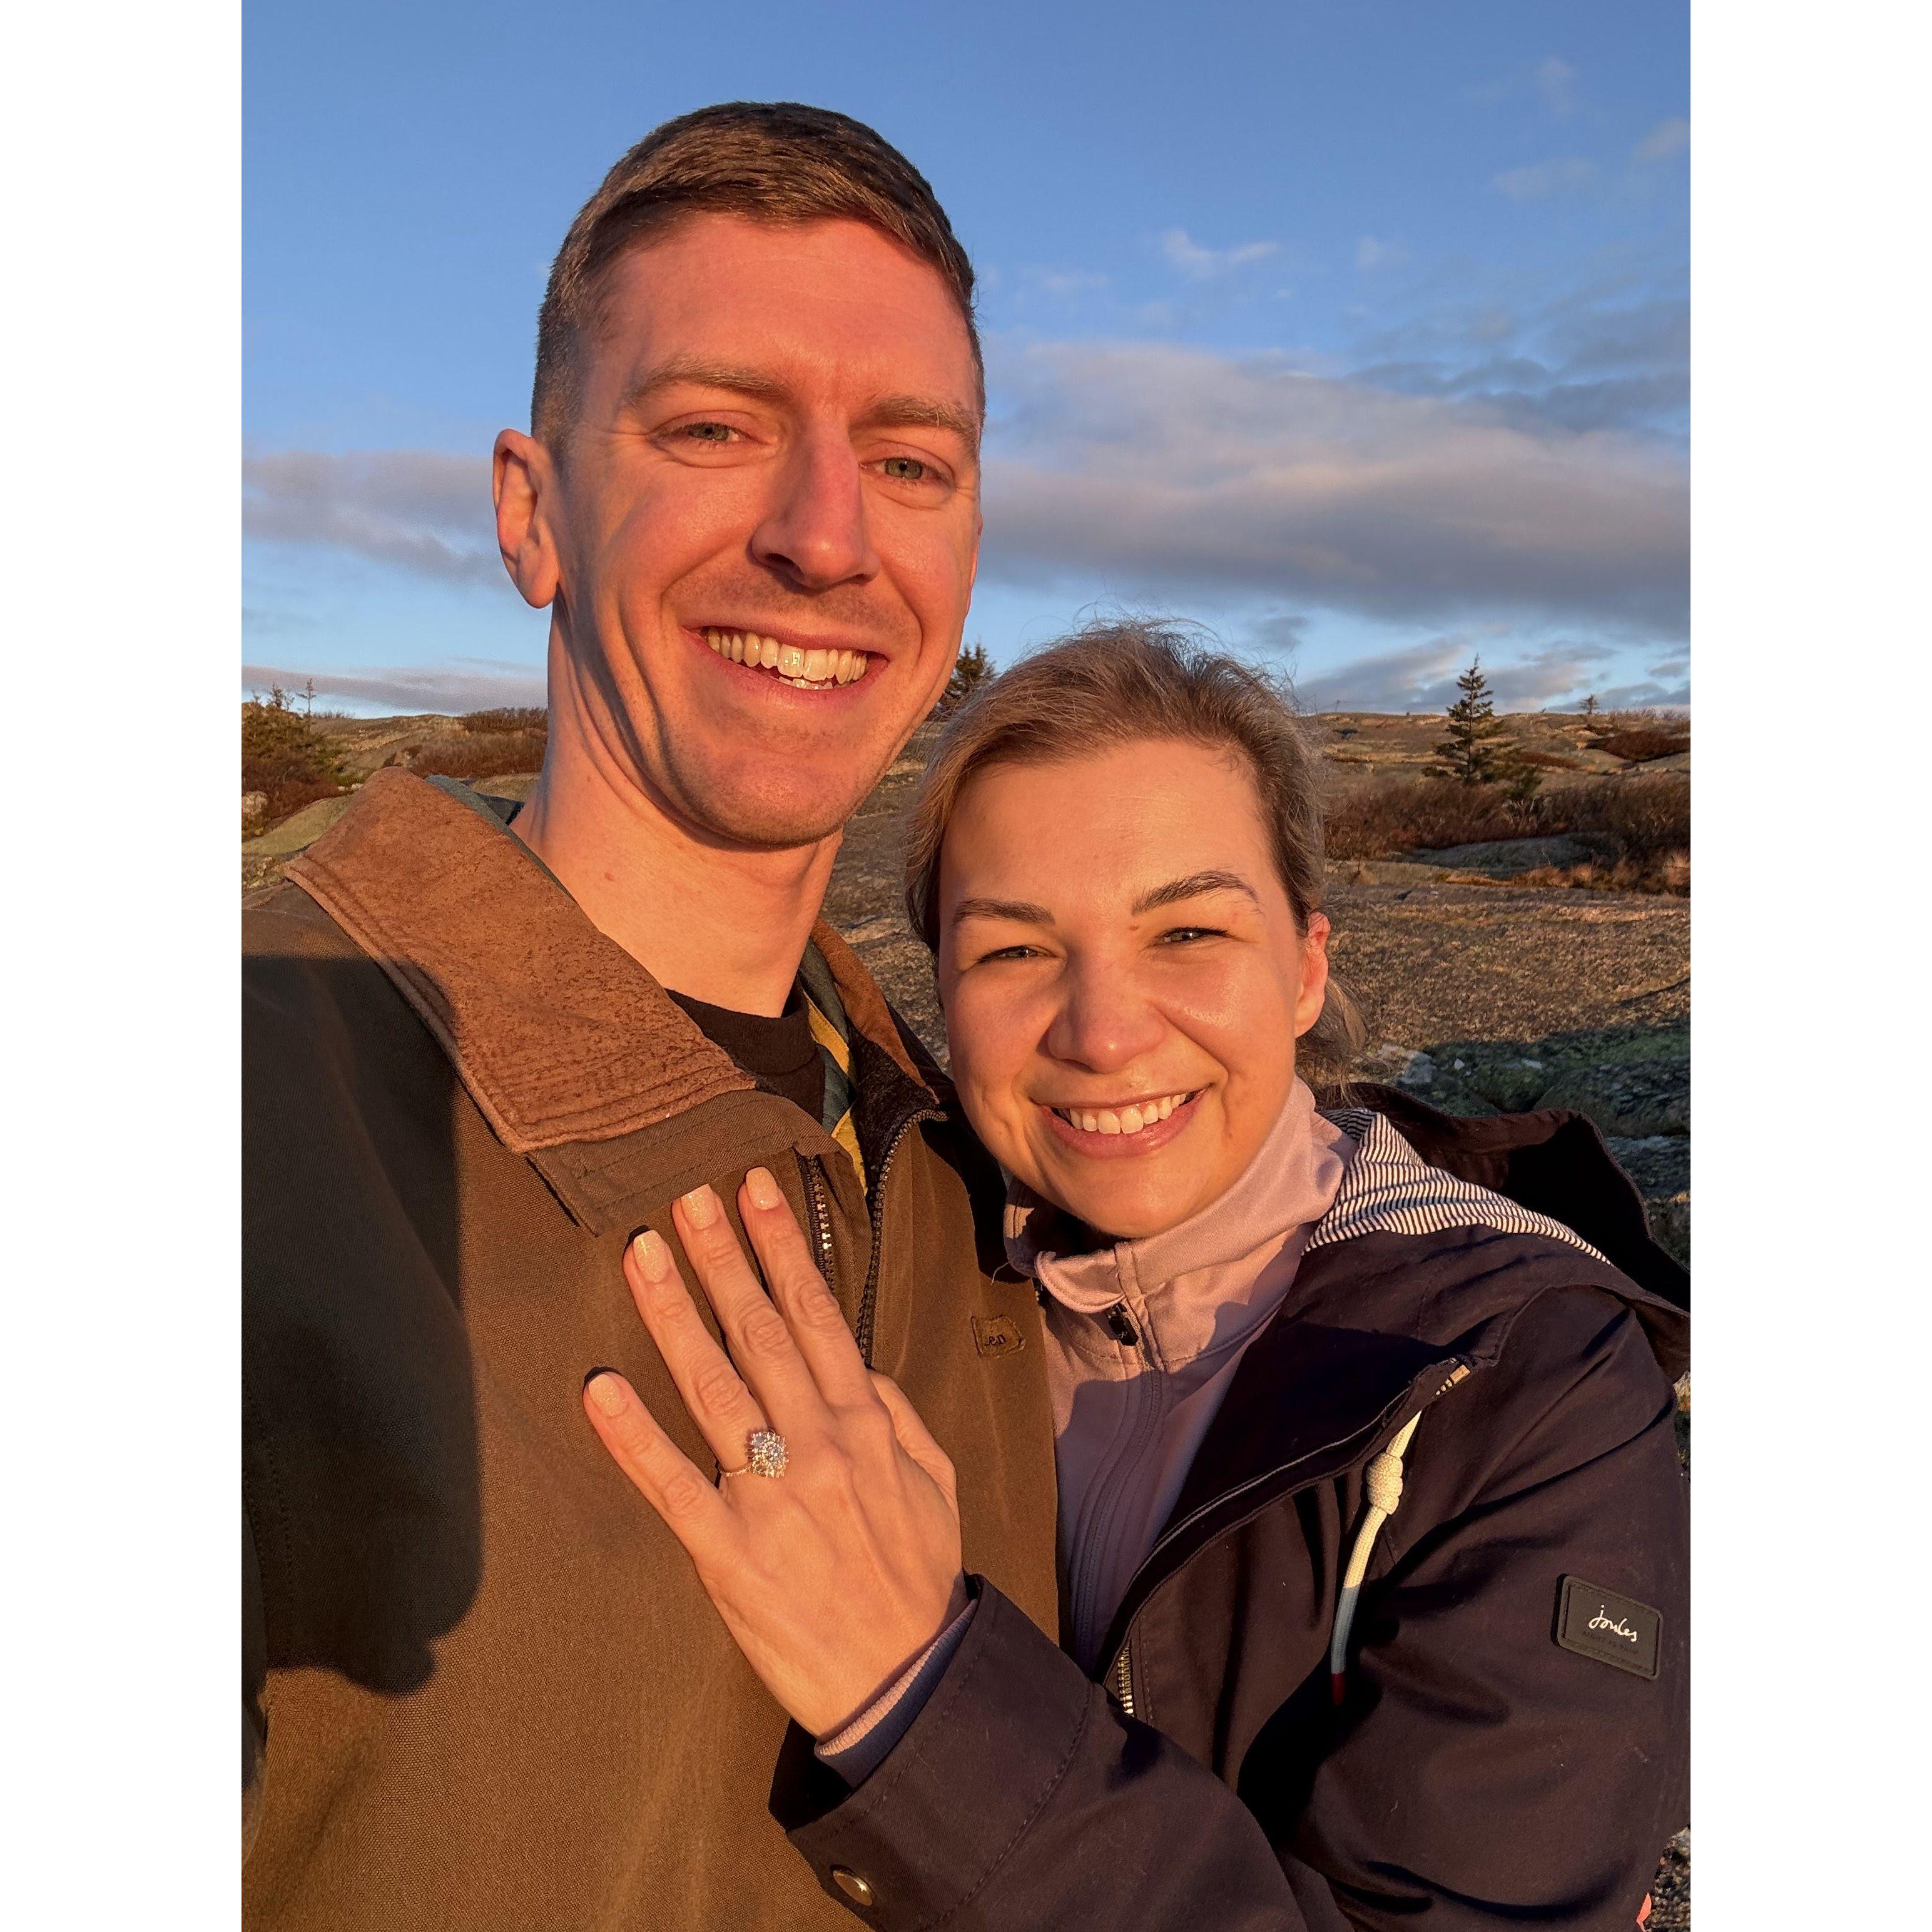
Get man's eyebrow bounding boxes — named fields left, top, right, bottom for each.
left=1131, top=871, right=1262, bottom=915
left=618, top=356, right=795, bottom=415
left=620, top=359, right=980, bottom=444
left=950, top=896, right=1054, bottom=928
left=856, top=392, right=982, bottom=445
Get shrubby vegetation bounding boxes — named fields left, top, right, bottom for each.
left=405, top=708, right=549, bottom=781
left=1325, top=772, right=1689, bottom=895
left=242, top=687, right=347, bottom=824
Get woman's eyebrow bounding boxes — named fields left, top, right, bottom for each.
left=1131, top=871, right=1261, bottom=915
left=951, top=896, right=1054, bottom=928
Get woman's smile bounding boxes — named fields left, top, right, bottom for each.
left=1037, top=1087, right=1207, bottom=1159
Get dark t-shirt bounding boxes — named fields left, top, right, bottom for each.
left=669, top=985, right=825, bottom=1124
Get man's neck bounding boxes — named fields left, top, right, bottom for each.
left=510, top=694, right=840, bottom=1020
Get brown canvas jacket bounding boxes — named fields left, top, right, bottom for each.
left=241, top=770, right=1061, bottom=1931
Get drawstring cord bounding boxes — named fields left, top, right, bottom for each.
left=1330, top=1365, right=1469, bottom=1706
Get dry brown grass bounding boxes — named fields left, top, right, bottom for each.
left=1595, top=727, right=1689, bottom=763
left=1325, top=773, right=1689, bottom=893
left=461, top=707, right=547, bottom=735
left=408, top=730, right=549, bottom=780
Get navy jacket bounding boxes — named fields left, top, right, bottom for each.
left=781, top=1092, right=1690, bottom=1931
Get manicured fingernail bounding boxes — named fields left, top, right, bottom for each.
left=631, top=1229, right=671, bottom=1278
left=679, top=1186, right=719, bottom=1228
left=586, top=1373, right=625, bottom=1416
left=745, top=1166, right=781, bottom=1211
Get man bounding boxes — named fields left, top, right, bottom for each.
left=243, top=103, right=1059, bottom=1929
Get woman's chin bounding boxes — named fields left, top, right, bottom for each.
left=1029, top=1157, right=1204, bottom=1245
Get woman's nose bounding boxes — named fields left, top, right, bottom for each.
left=1042, top=970, right=1166, bottom=1075
left=748, top=427, right=882, bottom=590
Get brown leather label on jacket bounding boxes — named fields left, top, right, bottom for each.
left=970, top=1314, right=1025, bottom=1358
left=1555, top=1575, right=1661, bottom=1679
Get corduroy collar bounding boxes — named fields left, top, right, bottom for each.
left=285, top=768, right=930, bottom=1156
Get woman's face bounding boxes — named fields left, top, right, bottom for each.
left=936, top=738, right=1330, bottom=1242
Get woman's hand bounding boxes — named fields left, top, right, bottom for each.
left=582, top=1167, right=967, bottom=1741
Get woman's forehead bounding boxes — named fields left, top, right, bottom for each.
left=943, top=743, right=1283, bottom=909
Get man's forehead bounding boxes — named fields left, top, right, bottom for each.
left=590, top=215, right=982, bottom=424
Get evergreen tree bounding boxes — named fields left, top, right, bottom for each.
left=938, top=640, right=994, bottom=713
left=1426, top=659, right=1513, bottom=786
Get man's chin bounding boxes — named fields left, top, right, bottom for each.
left=674, top=771, right=873, bottom=853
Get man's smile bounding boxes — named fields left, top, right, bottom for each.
left=696, top=624, right=876, bottom=691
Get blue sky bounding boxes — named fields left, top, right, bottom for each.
left=244, top=0, right=1689, bottom=716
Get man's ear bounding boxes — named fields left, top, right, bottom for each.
left=494, top=430, right=562, bottom=608
left=1293, top=911, right=1333, bottom=1039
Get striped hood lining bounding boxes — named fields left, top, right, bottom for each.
left=1311, top=1109, right=1609, bottom=1265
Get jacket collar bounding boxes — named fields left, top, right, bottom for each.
left=285, top=768, right=930, bottom=1157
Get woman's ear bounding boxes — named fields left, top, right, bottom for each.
left=493, top=430, right=562, bottom=609
left=1292, top=912, right=1332, bottom=1039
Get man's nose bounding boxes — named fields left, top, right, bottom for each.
left=749, top=425, right=881, bottom=590
left=1043, top=966, right=1167, bottom=1076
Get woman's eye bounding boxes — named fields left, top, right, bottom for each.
left=977, top=944, right=1039, bottom=964
left=880, top=455, right=930, bottom=482
left=1159, top=926, right=1225, bottom=945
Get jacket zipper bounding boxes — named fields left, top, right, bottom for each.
left=1099, top=1357, right=1473, bottom=1711
left=853, top=1107, right=938, bottom=1367
left=798, top=1153, right=838, bottom=1294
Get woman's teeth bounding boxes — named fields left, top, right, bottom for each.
left=1050, top=1091, right=1197, bottom=1136
left=704, top=628, right=870, bottom=689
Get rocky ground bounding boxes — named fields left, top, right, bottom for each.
left=247, top=710, right=1690, bottom=1922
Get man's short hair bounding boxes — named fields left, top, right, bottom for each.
left=532, top=101, right=982, bottom=446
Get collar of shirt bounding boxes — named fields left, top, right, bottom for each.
left=1004, top=1079, right=1355, bottom=1377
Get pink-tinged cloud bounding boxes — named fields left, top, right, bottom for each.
left=244, top=450, right=501, bottom=585
left=242, top=660, right=546, bottom=714
left=980, top=342, right=1687, bottom=633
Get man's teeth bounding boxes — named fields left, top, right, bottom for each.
left=1050, top=1092, right=1196, bottom=1136
left=703, top=628, right=870, bottom=688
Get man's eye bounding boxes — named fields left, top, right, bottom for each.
left=880, top=455, right=930, bottom=482
left=679, top=422, right=738, bottom=444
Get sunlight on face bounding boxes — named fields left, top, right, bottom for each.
left=936, top=738, right=1331, bottom=1241
left=553, top=215, right=984, bottom=848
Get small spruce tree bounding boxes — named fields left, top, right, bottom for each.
left=938, top=641, right=994, bottom=713
left=1582, top=693, right=1600, bottom=719
left=1426, top=659, right=1513, bottom=786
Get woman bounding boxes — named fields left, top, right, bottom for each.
left=582, top=626, right=1689, bottom=1931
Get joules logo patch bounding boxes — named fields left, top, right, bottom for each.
left=1555, top=1575, right=1662, bottom=1680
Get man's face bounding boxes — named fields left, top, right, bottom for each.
left=507, top=213, right=983, bottom=850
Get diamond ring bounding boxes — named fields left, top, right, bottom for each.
left=720, top=1428, right=789, bottom=1480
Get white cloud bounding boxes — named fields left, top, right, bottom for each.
left=1493, top=157, right=1600, bottom=201
left=1533, top=56, right=1579, bottom=118
left=1633, top=118, right=1690, bottom=165
left=1598, top=677, right=1690, bottom=711
left=981, top=341, right=1688, bottom=633
left=1159, top=227, right=1279, bottom=278
left=242, top=659, right=546, bottom=714
left=244, top=449, right=501, bottom=585
left=1355, top=236, right=1410, bottom=273
left=1291, top=634, right=1616, bottom=713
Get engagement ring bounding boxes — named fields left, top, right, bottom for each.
left=721, top=1428, right=789, bottom=1480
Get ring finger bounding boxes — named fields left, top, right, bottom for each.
left=622, top=1226, right=771, bottom=1477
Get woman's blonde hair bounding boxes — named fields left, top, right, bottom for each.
left=903, top=620, right=1365, bottom=1074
